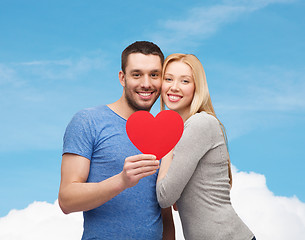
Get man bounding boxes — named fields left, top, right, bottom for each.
left=58, top=41, right=175, bottom=239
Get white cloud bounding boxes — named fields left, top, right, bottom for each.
left=0, top=64, right=25, bottom=87
left=162, top=5, right=247, bottom=38
left=18, top=60, right=73, bottom=66
left=0, top=51, right=109, bottom=89
left=0, top=52, right=115, bottom=151
left=152, top=0, right=295, bottom=48
left=0, top=200, right=83, bottom=240
left=213, top=64, right=305, bottom=112
left=1, top=167, right=305, bottom=240
left=13, top=54, right=108, bottom=81
left=209, top=63, right=305, bottom=139
left=230, top=166, right=305, bottom=240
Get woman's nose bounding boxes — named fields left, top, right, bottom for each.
left=170, top=80, right=180, bottom=92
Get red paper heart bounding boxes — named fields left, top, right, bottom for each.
left=126, top=110, right=184, bottom=160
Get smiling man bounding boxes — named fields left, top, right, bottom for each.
left=58, top=41, right=175, bottom=240
left=117, top=48, right=162, bottom=114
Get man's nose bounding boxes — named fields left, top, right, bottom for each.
left=140, top=74, right=153, bottom=88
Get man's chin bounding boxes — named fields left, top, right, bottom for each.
left=126, top=94, right=160, bottom=112
left=127, top=101, right=152, bottom=112
left=133, top=104, right=152, bottom=112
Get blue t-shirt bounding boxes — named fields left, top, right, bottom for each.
left=63, top=105, right=162, bottom=240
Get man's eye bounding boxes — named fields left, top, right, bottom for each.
left=151, top=73, right=159, bottom=78
left=133, top=73, right=141, bottom=77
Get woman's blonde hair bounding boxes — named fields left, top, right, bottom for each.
left=161, top=53, right=232, bottom=187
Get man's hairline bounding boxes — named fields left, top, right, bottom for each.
left=123, top=53, right=163, bottom=74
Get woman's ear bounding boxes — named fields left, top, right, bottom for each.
left=119, top=70, right=125, bottom=87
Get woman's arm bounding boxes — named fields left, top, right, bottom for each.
left=156, top=113, right=214, bottom=208
left=157, top=150, right=173, bottom=182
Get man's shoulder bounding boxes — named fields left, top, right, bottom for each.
left=74, top=105, right=109, bottom=119
left=72, top=105, right=127, bottom=128
left=80, top=104, right=107, bottom=113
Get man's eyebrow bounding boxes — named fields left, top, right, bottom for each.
left=129, top=69, right=160, bottom=73
left=130, top=69, right=142, bottom=73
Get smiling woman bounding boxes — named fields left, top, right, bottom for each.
left=157, top=53, right=255, bottom=240
left=161, top=61, right=195, bottom=121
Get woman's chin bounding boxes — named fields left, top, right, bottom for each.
left=165, top=106, right=179, bottom=112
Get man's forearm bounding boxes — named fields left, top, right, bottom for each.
left=59, top=153, right=159, bottom=214
left=59, top=173, right=125, bottom=214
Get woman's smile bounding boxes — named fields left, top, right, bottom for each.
left=167, top=94, right=183, bottom=102
left=162, top=60, right=195, bottom=120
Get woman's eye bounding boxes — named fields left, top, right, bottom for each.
left=165, top=78, right=172, bottom=81
left=182, top=79, right=189, bottom=83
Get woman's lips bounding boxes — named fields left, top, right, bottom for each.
left=168, top=94, right=182, bottom=102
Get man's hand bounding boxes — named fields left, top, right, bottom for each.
left=120, top=154, right=159, bottom=189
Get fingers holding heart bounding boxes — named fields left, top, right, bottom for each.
left=126, top=160, right=160, bottom=175
left=121, top=154, right=160, bottom=188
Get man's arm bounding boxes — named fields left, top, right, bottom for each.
left=161, top=207, right=175, bottom=240
left=58, top=153, right=159, bottom=214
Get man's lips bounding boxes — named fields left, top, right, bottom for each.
left=137, top=91, right=154, bottom=99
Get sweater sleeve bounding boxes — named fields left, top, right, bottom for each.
left=156, top=113, right=215, bottom=208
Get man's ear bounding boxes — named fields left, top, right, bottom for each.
left=119, top=70, right=126, bottom=87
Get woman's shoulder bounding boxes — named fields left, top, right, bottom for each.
left=186, top=111, right=219, bottom=128
left=184, top=112, right=223, bottom=141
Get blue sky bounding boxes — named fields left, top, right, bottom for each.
left=0, top=0, right=304, bottom=218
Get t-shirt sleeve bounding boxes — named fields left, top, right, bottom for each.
left=63, top=110, right=95, bottom=160
left=156, top=113, right=214, bottom=208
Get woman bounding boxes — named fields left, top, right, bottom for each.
left=156, top=54, right=255, bottom=240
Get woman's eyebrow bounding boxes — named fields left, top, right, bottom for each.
left=180, top=75, right=192, bottom=78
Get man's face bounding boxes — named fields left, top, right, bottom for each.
left=120, top=53, right=162, bottom=111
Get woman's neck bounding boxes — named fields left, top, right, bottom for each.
left=177, top=110, right=192, bottom=123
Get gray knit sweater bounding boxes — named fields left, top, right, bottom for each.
left=156, top=111, right=254, bottom=240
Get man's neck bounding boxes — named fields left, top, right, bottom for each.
left=107, top=97, right=136, bottom=120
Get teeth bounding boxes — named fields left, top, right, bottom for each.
left=139, top=92, right=152, bottom=96
left=169, top=95, right=181, bottom=101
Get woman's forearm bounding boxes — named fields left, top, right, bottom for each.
left=157, top=150, right=173, bottom=182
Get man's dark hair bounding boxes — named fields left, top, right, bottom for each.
left=121, top=41, right=164, bottom=73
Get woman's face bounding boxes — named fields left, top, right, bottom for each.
left=162, top=61, right=195, bottom=119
